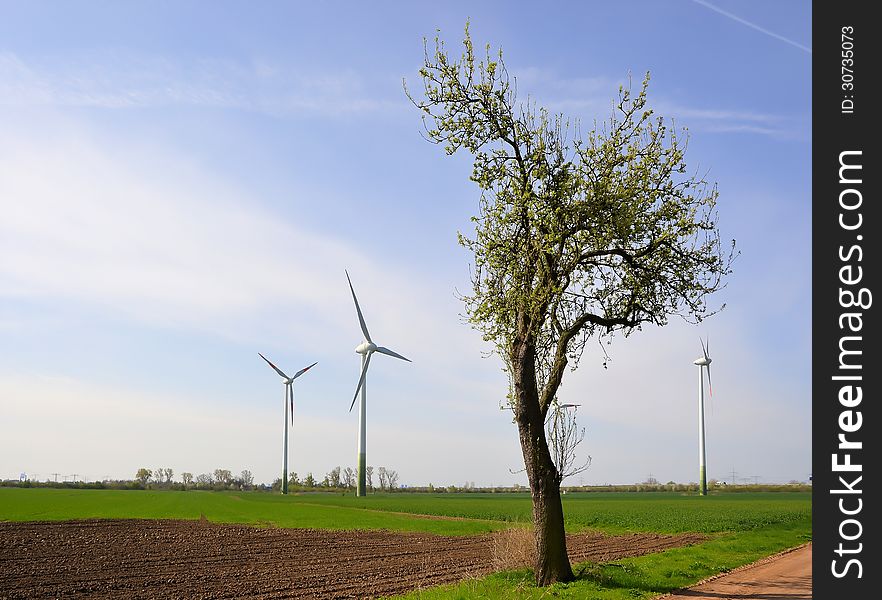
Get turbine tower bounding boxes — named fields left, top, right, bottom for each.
left=345, top=270, right=411, bottom=497
left=693, top=338, right=713, bottom=496
left=259, top=353, right=317, bottom=495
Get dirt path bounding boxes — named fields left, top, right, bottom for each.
left=662, top=543, right=811, bottom=600
left=0, top=519, right=705, bottom=599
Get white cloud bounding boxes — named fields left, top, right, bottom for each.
left=0, top=109, right=808, bottom=488
left=0, top=370, right=524, bottom=486
left=0, top=51, right=399, bottom=116
left=0, top=112, right=524, bottom=485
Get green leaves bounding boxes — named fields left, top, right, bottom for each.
left=409, top=26, right=736, bottom=412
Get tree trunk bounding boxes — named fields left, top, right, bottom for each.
left=513, top=339, right=575, bottom=586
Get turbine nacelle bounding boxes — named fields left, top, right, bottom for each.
left=345, top=270, right=411, bottom=415
left=356, top=341, right=377, bottom=355
left=694, top=337, right=713, bottom=396
left=258, top=353, right=317, bottom=424
left=258, top=352, right=316, bottom=496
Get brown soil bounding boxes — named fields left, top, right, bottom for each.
left=0, top=519, right=705, bottom=599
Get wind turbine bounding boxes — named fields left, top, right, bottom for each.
left=345, top=270, right=411, bottom=497
left=258, top=353, right=317, bottom=495
left=693, top=338, right=713, bottom=496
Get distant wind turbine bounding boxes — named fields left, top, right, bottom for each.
left=345, top=270, right=411, bottom=497
left=693, top=338, right=713, bottom=496
left=259, top=353, right=317, bottom=495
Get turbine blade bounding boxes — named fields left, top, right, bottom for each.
left=349, top=352, right=372, bottom=412
left=701, top=338, right=709, bottom=362
left=292, top=361, right=318, bottom=380
left=706, top=364, right=713, bottom=397
left=345, top=270, right=372, bottom=343
left=259, top=352, right=289, bottom=379
left=375, top=346, right=411, bottom=362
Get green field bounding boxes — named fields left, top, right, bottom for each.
left=0, top=488, right=811, bottom=599
left=0, top=488, right=504, bottom=535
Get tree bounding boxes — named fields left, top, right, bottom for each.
left=304, top=472, right=316, bottom=488
left=408, top=26, right=735, bottom=585
left=328, top=466, right=341, bottom=488
left=365, top=466, right=374, bottom=491
left=181, top=472, right=194, bottom=487
left=135, top=468, right=152, bottom=486
left=153, top=467, right=173, bottom=485
left=213, top=469, right=233, bottom=487
left=376, top=467, right=388, bottom=491
left=240, top=470, right=254, bottom=489
left=342, top=467, right=355, bottom=489
left=387, top=470, right=399, bottom=490
left=196, top=473, right=213, bottom=488
left=546, top=404, right=591, bottom=483
left=289, top=472, right=300, bottom=488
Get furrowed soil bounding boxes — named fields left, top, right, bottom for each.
left=0, top=519, right=705, bottom=599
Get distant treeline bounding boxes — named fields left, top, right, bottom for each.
left=1, top=479, right=812, bottom=494
left=0, top=479, right=276, bottom=492
left=386, top=482, right=812, bottom=494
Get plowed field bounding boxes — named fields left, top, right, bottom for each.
left=0, top=519, right=705, bottom=599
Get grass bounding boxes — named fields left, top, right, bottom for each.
left=393, top=523, right=811, bottom=599
left=279, top=491, right=811, bottom=534
left=0, top=488, right=504, bottom=535
left=0, top=487, right=811, bottom=599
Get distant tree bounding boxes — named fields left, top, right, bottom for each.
left=387, top=470, right=399, bottom=490
left=365, top=466, right=374, bottom=491
left=342, top=467, right=355, bottom=489
left=408, top=25, right=735, bottom=585
left=196, top=473, right=213, bottom=488
left=304, top=472, right=316, bottom=488
left=289, top=472, right=300, bottom=488
left=240, top=470, right=254, bottom=489
left=377, top=467, right=388, bottom=491
left=213, top=469, right=233, bottom=487
left=163, top=468, right=174, bottom=484
left=271, top=477, right=283, bottom=492
left=328, top=466, right=341, bottom=488
left=135, top=468, right=152, bottom=486
left=546, top=404, right=591, bottom=483
left=181, top=472, right=194, bottom=487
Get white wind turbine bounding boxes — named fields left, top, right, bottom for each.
left=345, top=270, right=411, bottom=497
left=693, top=338, right=713, bottom=496
left=259, top=353, right=317, bottom=495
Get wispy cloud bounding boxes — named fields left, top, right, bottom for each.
left=0, top=90, right=808, bottom=488
left=507, top=67, right=804, bottom=139
left=691, top=0, right=812, bottom=54
left=0, top=114, right=523, bottom=484
left=0, top=372, right=520, bottom=485
left=0, top=52, right=399, bottom=116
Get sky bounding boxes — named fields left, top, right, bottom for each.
left=0, top=1, right=811, bottom=487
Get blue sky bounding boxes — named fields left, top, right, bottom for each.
left=0, top=1, right=810, bottom=487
